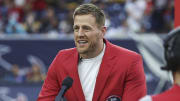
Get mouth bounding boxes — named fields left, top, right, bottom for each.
left=77, top=40, right=88, bottom=45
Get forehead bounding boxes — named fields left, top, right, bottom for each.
left=74, top=14, right=97, bottom=26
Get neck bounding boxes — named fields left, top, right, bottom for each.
left=174, top=71, right=180, bottom=86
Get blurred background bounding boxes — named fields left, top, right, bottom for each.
left=0, top=0, right=174, bottom=101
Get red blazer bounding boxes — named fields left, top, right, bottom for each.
left=152, top=84, right=180, bottom=101
left=37, top=39, right=146, bottom=101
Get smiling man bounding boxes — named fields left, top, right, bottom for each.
left=37, top=3, right=146, bottom=101
left=73, top=13, right=105, bottom=59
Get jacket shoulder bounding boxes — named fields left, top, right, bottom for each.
left=58, top=48, right=76, bottom=55
left=55, top=48, right=77, bottom=60
left=111, top=43, right=141, bottom=58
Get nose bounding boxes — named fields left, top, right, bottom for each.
left=78, top=28, right=84, bottom=36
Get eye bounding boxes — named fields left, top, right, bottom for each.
left=83, top=26, right=91, bottom=31
left=73, top=26, right=79, bottom=32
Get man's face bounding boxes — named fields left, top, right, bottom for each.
left=73, top=14, right=105, bottom=58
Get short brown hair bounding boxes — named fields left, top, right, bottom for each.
left=73, top=3, right=105, bottom=27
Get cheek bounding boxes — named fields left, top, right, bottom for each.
left=95, top=32, right=102, bottom=39
left=98, top=31, right=104, bottom=38
left=74, top=33, right=79, bottom=40
left=87, top=33, right=97, bottom=41
left=74, top=32, right=77, bottom=37
left=88, top=34, right=100, bottom=44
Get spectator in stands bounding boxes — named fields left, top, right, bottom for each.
left=145, top=0, right=174, bottom=33
left=26, top=64, right=46, bottom=83
left=125, top=0, right=146, bottom=33
left=4, top=64, right=26, bottom=83
left=23, top=11, right=41, bottom=33
left=3, top=0, right=26, bottom=34
left=59, top=5, right=75, bottom=35
left=31, top=0, right=47, bottom=19
left=5, top=12, right=26, bottom=34
left=39, top=6, right=59, bottom=34
left=140, top=27, right=180, bottom=101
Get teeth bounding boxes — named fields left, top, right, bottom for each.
left=78, top=40, right=88, bottom=44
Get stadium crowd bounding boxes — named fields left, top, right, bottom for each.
left=0, top=0, right=174, bottom=36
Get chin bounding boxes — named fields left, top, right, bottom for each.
left=77, top=47, right=88, bottom=54
left=77, top=49, right=86, bottom=54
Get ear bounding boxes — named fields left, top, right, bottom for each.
left=101, top=26, right=107, bottom=37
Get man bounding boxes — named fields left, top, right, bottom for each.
left=140, top=27, right=180, bottom=101
left=38, top=3, right=146, bottom=101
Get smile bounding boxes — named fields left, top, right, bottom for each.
left=78, top=40, right=88, bottom=44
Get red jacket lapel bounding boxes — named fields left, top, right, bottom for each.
left=63, top=49, right=85, bottom=101
left=92, top=40, right=116, bottom=101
